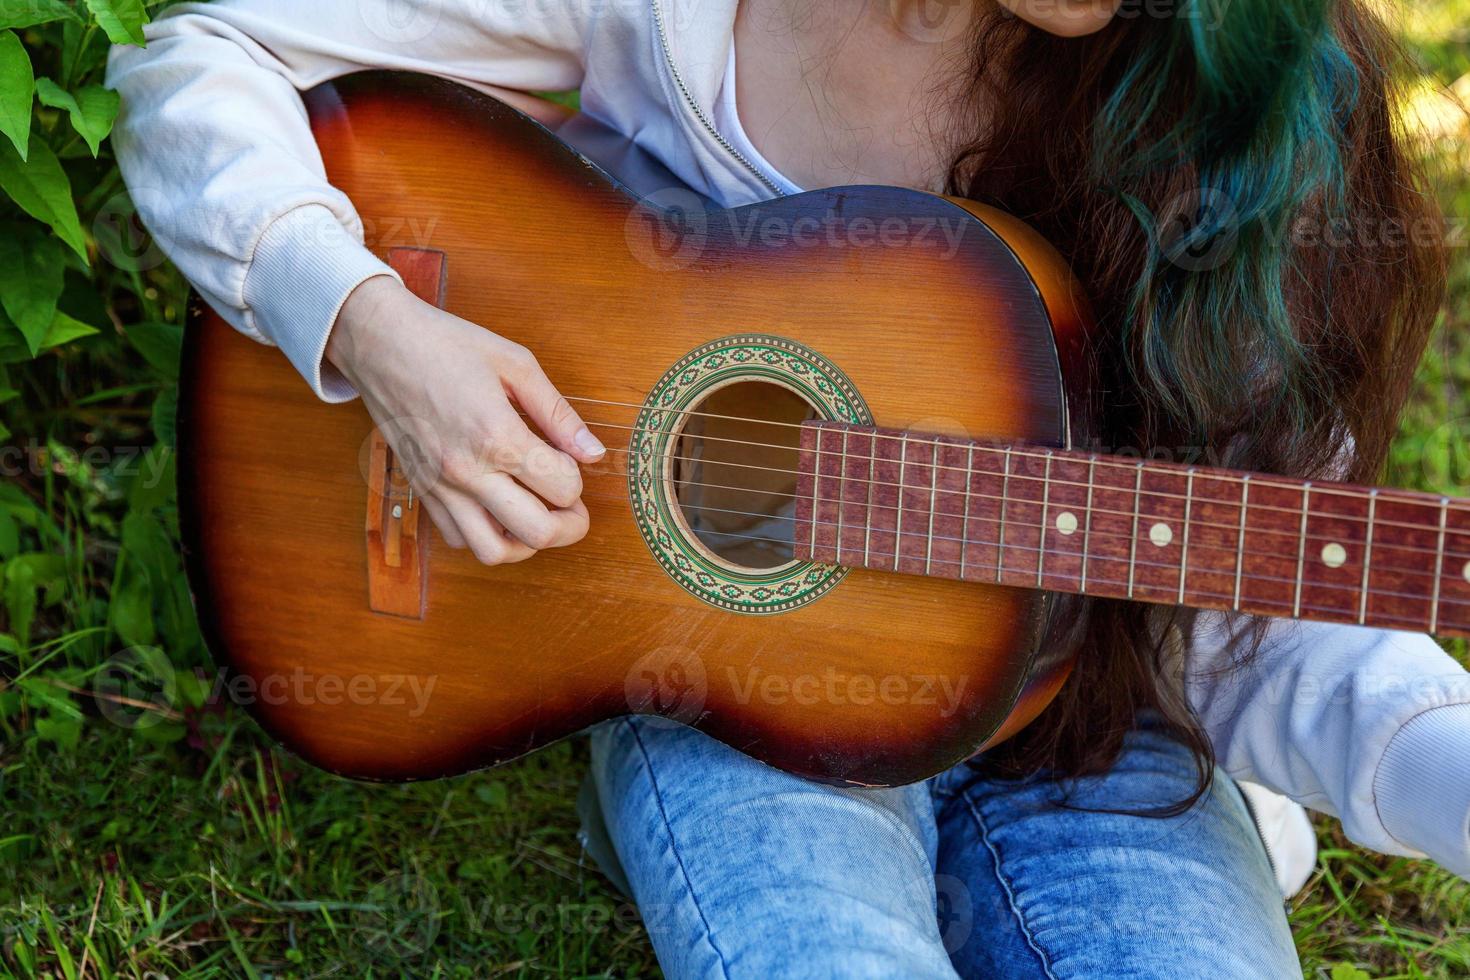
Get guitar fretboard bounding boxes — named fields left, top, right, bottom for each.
left=792, top=421, right=1470, bottom=638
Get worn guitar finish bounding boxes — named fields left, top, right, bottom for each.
left=181, top=73, right=1470, bottom=787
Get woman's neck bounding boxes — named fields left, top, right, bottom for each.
left=732, top=0, right=981, bottom=193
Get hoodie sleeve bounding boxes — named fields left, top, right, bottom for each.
left=1187, top=614, right=1470, bottom=878
left=107, top=1, right=597, bottom=400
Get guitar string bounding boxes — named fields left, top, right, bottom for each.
left=573, top=443, right=1470, bottom=569
left=568, top=412, right=1470, bottom=538
left=569, top=489, right=1463, bottom=627
left=563, top=394, right=1470, bottom=524
left=584, top=488, right=1470, bottom=605
left=589, top=460, right=1460, bottom=584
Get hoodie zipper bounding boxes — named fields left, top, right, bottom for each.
left=650, top=0, right=787, bottom=198
left=1236, top=782, right=1280, bottom=884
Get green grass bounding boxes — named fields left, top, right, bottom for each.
left=2, top=727, right=657, bottom=977
left=4, top=13, right=1470, bottom=980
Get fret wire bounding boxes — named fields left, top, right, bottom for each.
left=1431, top=497, right=1449, bottom=633
left=1359, top=489, right=1378, bottom=625
left=580, top=409, right=1470, bottom=531
left=1038, top=451, right=1054, bottom=589
left=1293, top=484, right=1313, bottom=619
left=1233, top=475, right=1251, bottom=612
left=863, top=435, right=875, bottom=568
left=1080, top=455, right=1096, bottom=594
left=691, top=459, right=1455, bottom=583
left=599, top=489, right=1470, bottom=614
left=1178, top=469, right=1196, bottom=606
left=894, top=434, right=909, bottom=572
left=624, top=436, right=1470, bottom=558
left=996, top=448, right=1013, bottom=584
left=959, top=444, right=974, bottom=581
left=1128, top=461, right=1144, bottom=599
left=836, top=429, right=849, bottom=565
left=925, top=439, right=939, bottom=576
left=809, top=429, right=822, bottom=561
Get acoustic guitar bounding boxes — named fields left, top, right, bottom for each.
left=181, top=72, right=1470, bottom=787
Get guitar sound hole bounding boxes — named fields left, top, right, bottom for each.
left=672, top=381, right=819, bottom=571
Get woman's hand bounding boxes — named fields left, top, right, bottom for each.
left=326, top=275, right=605, bottom=565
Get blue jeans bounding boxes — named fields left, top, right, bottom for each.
left=587, top=716, right=1299, bottom=979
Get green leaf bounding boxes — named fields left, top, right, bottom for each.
left=9, top=551, right=64, bottom=588
left=474, top=781, right=509, bottom=809
left=0, top=308, right=99, bottom=361
left=0, top=511, right=16, bottom=558
left=0, top=30, right=33, bottom=160
left=121, top=510, right=172, bottom=588
left=59, top=15, right=108, bottom=83
left=125, top=321, right=182, bottom=376
left=0, top=0, right=81, bottom=30
left=135, top=719, right=186, bottom=744
left=41, top=310, right=97, bottom=347
left=175, top=671, right=209, bottom=710
left=0, top=226, right=64, bottom=354
left=0, top=134, right=88, bottom=262
left=16, top=676, right=75, bottom=716
left=150, top=385, right=176, bottom=447
left=109, top=576, right=154, bottom=647
left=85, top=0, right=147, bottom=46
left=35, top=78, right=118, bottom=157
left=127, top=443, right=174, bottom=514
left=3, top=557, right=36, bottom=648
left=35, top=711, right=82, bottom=750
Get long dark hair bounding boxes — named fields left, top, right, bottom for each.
left=948, top=0, right=1445, bottom=802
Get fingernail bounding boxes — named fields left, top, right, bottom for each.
left=574, top=427, right=606, bottom=458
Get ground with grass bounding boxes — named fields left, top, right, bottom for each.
left=4, top=5, right=1470, bottom=978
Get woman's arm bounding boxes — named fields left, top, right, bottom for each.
left=107, top=0, right=594, bottom=399
left=1187, top=616, right=1470, bottom=878
left=108, top=1, right=608, bottom=563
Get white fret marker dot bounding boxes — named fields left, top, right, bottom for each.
left=1149, top=523, right=1173, bottom=548
left=1321, top=543, right=1348, bottom=569
left=1055, top=512, right=1079, bottom=536
left=1463, top=561, right=1470, bottom=585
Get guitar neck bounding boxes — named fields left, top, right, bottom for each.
left=793, top=421, right=1470, bottom=638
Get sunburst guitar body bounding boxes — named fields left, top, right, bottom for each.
left=181, top=73, right=1470, bottom=786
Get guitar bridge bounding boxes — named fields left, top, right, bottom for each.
left=366, top=431, right=427, bottom=617
left=363, top=246, right=447, bottom=619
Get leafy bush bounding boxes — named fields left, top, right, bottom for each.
left=0, top=0, right=201, bottom=752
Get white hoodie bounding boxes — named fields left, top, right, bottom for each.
left=107, top=0, right=1470, bottom=878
